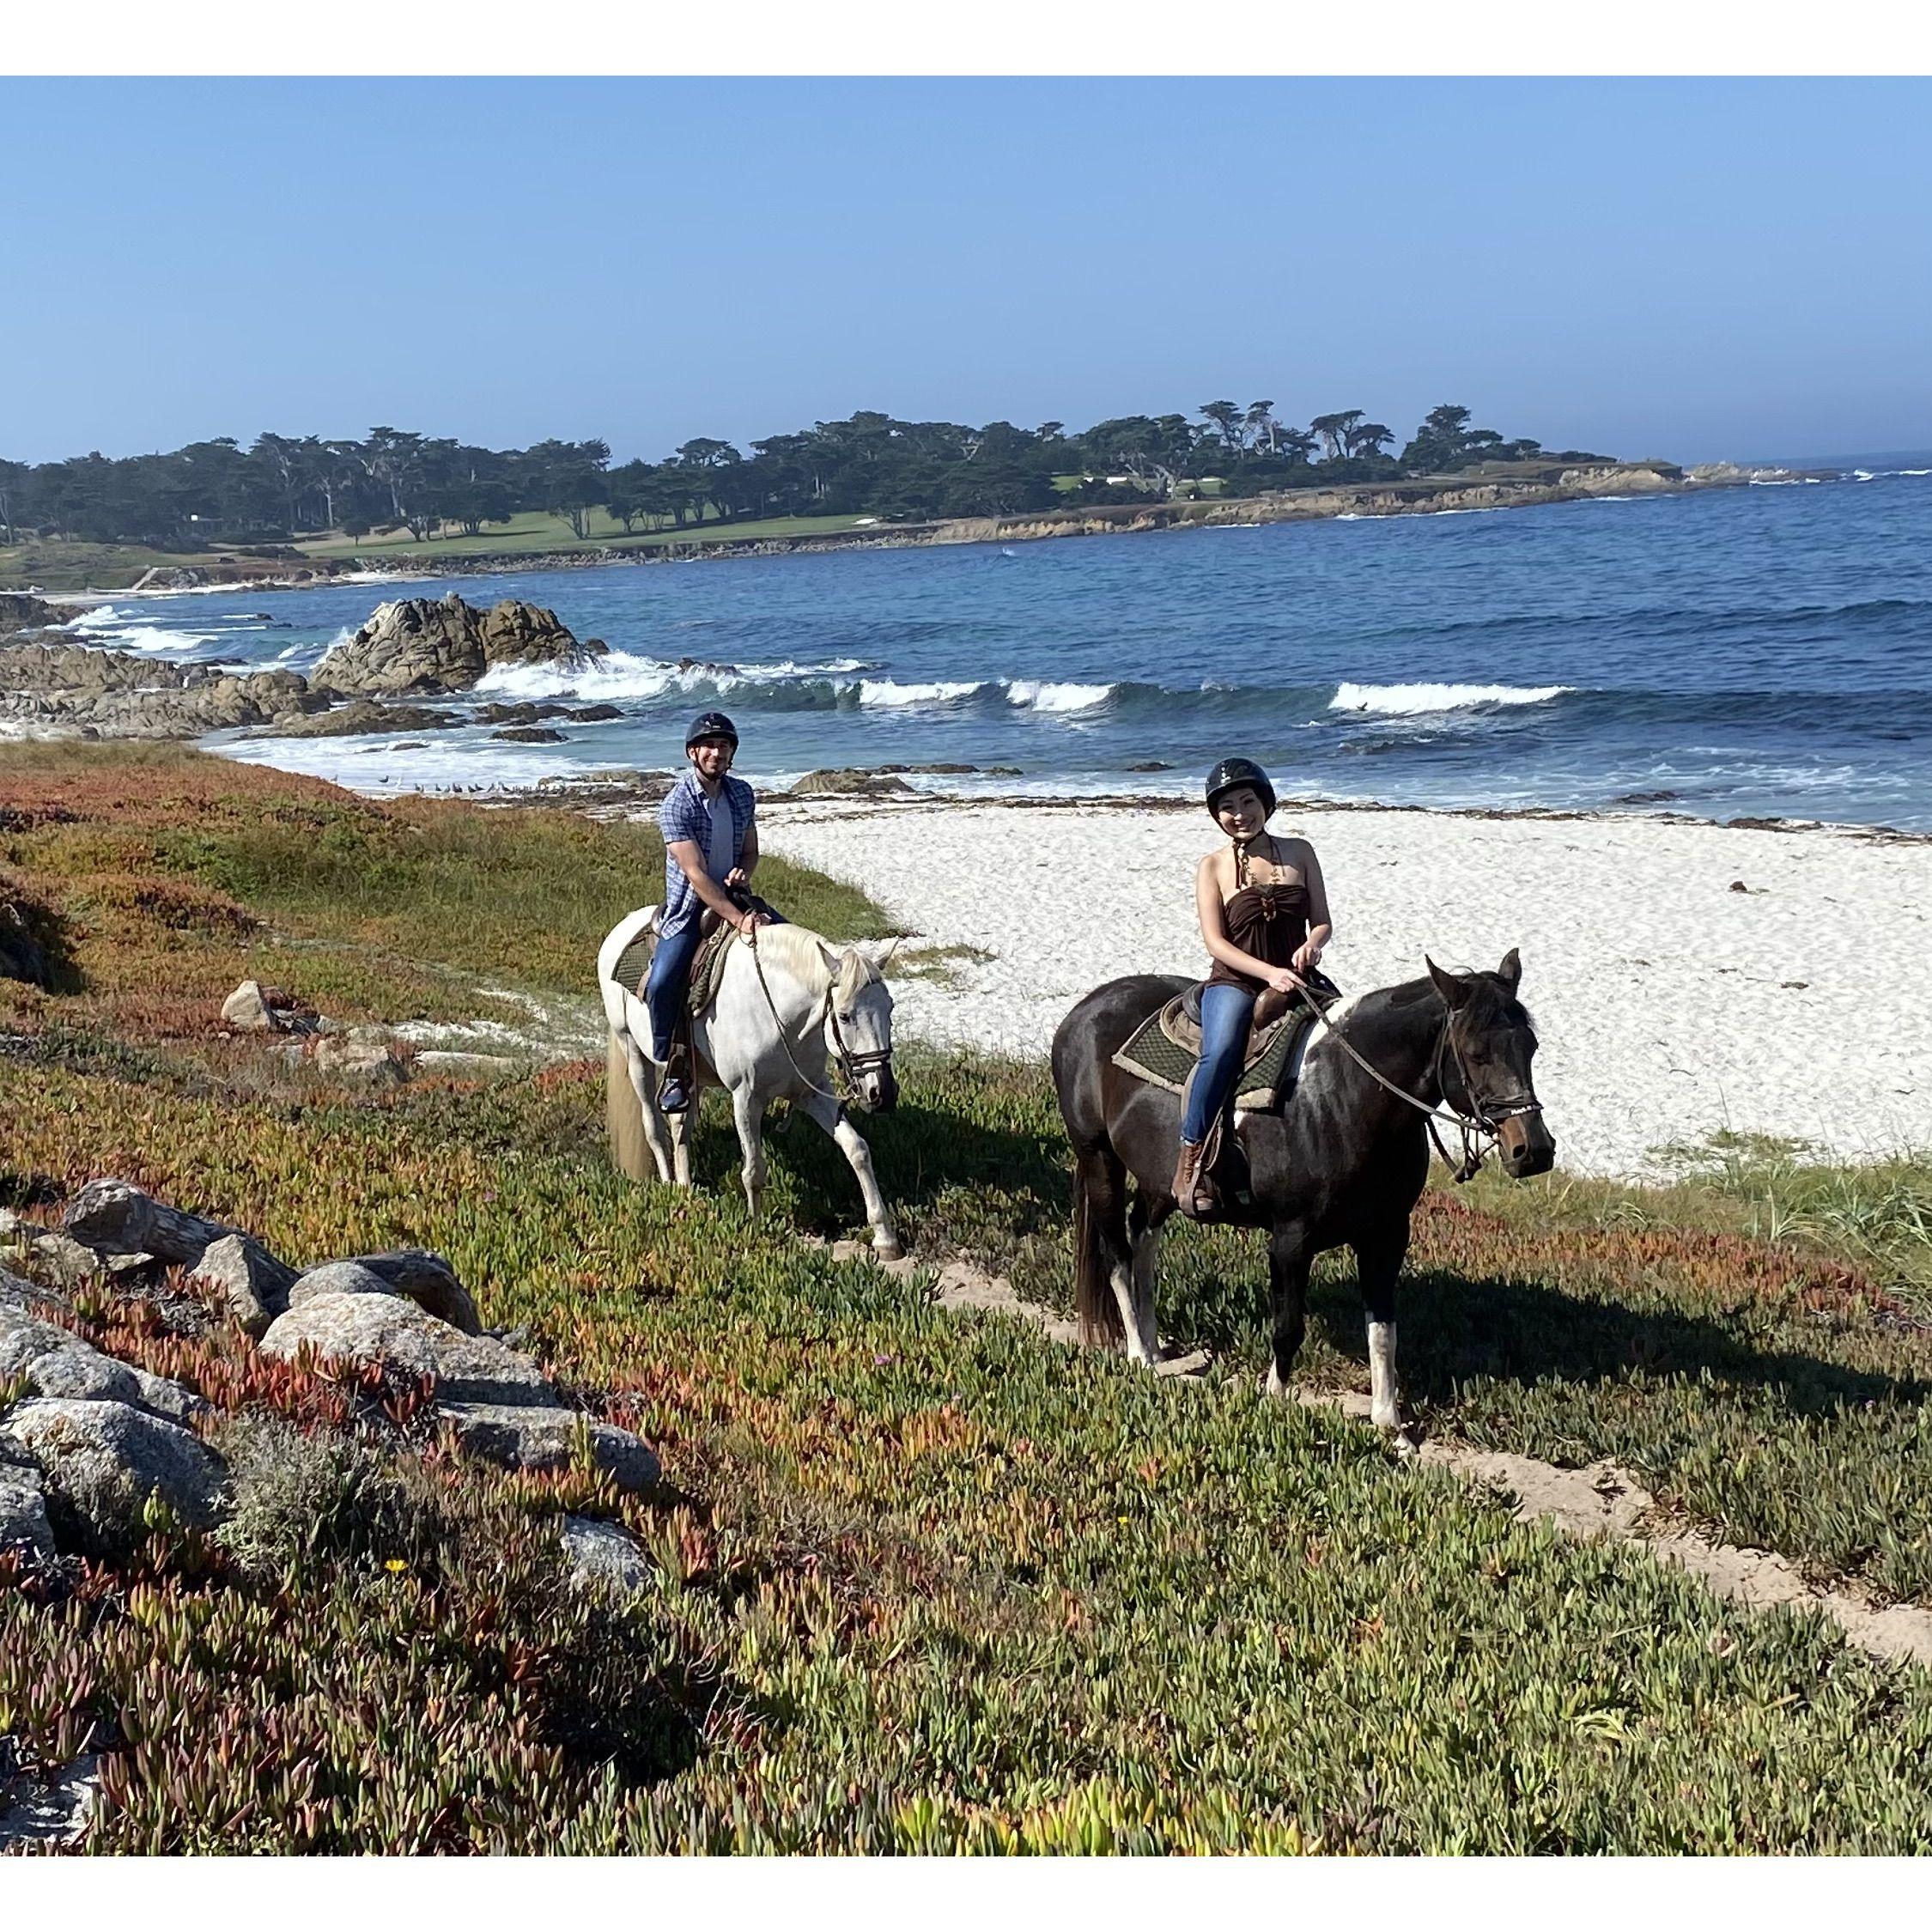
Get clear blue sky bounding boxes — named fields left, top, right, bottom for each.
left=7, top=76, right=1929, bottom=465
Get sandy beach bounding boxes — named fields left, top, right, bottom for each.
left=757, top=797, right=1932, bottom=1179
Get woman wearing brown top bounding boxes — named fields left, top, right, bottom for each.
left=1173, top=756, right=1333, bottom=1216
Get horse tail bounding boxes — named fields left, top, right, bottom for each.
left=1072, top=1157, right=1124, bottom=1347
left=606, top=1028, right=654, bottom=1183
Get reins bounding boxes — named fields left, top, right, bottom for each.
left=1292, top=986, right=1541, bottom=1183
left=744, top=923, right=888, bottom=1109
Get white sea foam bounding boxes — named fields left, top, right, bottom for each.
left=1004, top=680, right=1113, bottom=713
left=64, top=610, right=223, bottom=654
left=856, top=678, right=983, bottom=708
left=474, top=651, right=878, bottom=701
left=1329, top=682, right=1570, bottom=717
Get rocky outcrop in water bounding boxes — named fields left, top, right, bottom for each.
left=0, top=593, right=70, bottom=635
left=0, top=641, right=317, bottom=738
left=312, top=594, right=602, bottom=696
left=252, top=698, right=461, bottom=738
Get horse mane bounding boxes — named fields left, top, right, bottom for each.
left=743, top=921, right=879, bottom=1003
left=1341, top=971, right=1536, bottom=1041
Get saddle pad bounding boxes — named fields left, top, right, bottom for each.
left=616, top=919, right=738, bottom=1019
left=1111, top=993, right=1327, bottom=1113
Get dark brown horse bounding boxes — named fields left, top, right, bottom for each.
left=1050, top=951, right=1555, bottom=1436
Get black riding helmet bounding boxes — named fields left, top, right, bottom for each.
left=685, top=709, right=739, bottom=750
left=1204, top=756, right=1276, bottom=821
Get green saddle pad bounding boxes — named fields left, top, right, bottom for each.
left=611, top=919, right=737, bottom=1020
left=1111, top=993, right=1325, bottom=1114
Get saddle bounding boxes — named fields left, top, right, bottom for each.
left=1111, top=969, right=1340, bottom=1115
left=620, top=894, right=781, bottom=1087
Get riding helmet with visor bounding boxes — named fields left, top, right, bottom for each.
left=1204, top=756, right=1276, bottom=822
left=685, top=710, right=739, bottom=750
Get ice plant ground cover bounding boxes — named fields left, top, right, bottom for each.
left=4, top=745, right=1932, bottom=1853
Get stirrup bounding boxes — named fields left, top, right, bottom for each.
left=1170, top=1141, right=1214, bottom=1219
left=658, top=1074, right=690, bottom=1115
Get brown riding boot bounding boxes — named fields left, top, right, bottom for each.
left=1170, top=1139, right=1212, bottom=1218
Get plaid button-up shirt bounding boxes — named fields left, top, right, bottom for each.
left=658, top=768, right=756, bottom=931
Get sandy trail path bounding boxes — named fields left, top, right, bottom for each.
left=828, top=1238, right=1932, bottom=1671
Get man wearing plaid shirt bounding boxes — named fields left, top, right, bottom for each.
left=647, top=709, right=775, bottom=1111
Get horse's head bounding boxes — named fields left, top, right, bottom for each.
left=1425, top=948, right=1555, bottom=1179
left=820, top=941, right=898, bottom=1113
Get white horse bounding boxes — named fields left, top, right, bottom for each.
left=597, top=907, right=904, bottom=1258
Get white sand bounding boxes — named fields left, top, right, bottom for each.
left=757, top=798, right=1932, bottom=1179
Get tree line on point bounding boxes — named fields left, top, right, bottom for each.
left=0, top=404, right=1603, bottom=553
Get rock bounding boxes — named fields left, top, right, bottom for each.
left=1127, top=760, right=1174, bottom=772
left=0, top=896, right=52, bottom=988
left=188, top=1234, right=295, bottom=1337
left=0, top=1464, right=56, bottom=1560
left=221, top=980, right=275, bottom=1030
left=286, top=1261, right=401, bottom=1310
left=787, top=769, right=920, bottom=798
left=440, top=1403, right=659, bottom=1494
left=906, top=762, right=980, bottom=775
left=490, top=726, right=567, bottom=744
left=260, top=1293, right=556, bottom=1406
left=0, top=642, right=313, bottom=740
left=0, top=1398, right=227, bottom=1534
left=560, top=1515, right=653, bottom=1595
left=0, top=592, right=69, bottom=635
left=476, top=701, right=571, bottom=726
left=0, top=1309, right=84, bottom=1377
left=258, top=699, right=462, bottom=739
left=0, top=1262, right=58, bottom=1314
left=343, top=1251, right=481, bottom=1334
left=61, top=1179, right=240, bottom=1267
left=568, top=703, right=623, bottom=722
left=312, top=594, right=603, bottom=696
left=310, top=1029, right=408, bottom=1084
left=0, top=1307, right=204, bottom=1424
left=24, top=1231, right=103, bottom=1287
left=986, top=766, right=1024, bottom=777
left=283, top=1253, right=481, bottom=1339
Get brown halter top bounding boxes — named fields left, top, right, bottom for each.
left=1206, top=835, right=1308, bottom=996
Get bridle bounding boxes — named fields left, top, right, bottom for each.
left=1297, top=987, right=1544, bottom=1182
left=745, top=922, right=892, bottom=1109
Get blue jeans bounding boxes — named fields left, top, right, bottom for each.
left=642, top=900, right=788, bottom=1062
left=643, top=914, right=703, bottom=1063
left=1182, top=984, right=1255, bottom=1145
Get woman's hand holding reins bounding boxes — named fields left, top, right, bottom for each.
left=1266, top=966, right=1307, bottom=997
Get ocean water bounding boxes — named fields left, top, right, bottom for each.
left=61, top=467, right=1932, bottom=829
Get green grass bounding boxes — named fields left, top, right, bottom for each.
left=9, top=744, right=1932, bottom=1850
left=0, top=539, right=250, bottom=595
left=297, top=508, right=872, bottom=562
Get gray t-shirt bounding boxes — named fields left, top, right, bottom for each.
left=703, top=788, right=735, bottom=883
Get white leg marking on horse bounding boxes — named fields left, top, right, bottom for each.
left=1109, top=1261, right=1153, bottom=1366
left=802, top=1091, right=902, bottom=1260
left=1368, top=1320, right=1401, bottom=1431
left=1129, top=1220, right=1163, bottom=1364
left=732, top=1085, right=768, bottom=1219
left=1263, top=1359, right=1287, bottom=1401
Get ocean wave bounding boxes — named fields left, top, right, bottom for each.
left=854, top=678, right=983, bottom=708
left=475, top=651, right=881, bottom=701
left=64, top=616, right=223, bottom=655
left=1003, top=680, right=1113, bottom=712
left=1329, top=682, right=1571, bottom=717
